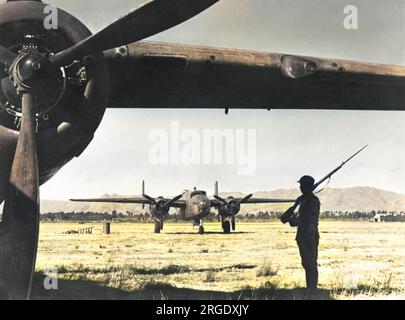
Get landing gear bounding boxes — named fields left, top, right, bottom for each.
left=154, top=218, right=164, bottom=233
left=194, top=219, right=205, bottom=235
left=198, top=220, right=205, bottom=235
left=222, top=219, right=231, bottom=234
left=221, top=216, right=236, bottom=234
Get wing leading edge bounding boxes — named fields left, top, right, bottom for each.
left=210, top=197, right=295, bottom=208
left=70, top=197, right=186, bottom=207
left=105, top=41, right=405, bottom=110
left=236, top=198, right=296, bottom=204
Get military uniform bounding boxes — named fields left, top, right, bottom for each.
left=288, top=193, right=320, bottom=290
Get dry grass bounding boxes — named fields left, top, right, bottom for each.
left=204, top=271, right=216, bottom=283
left=256, top=260, right=279, bottom=277
left=33, top=221, right=405, bottom=300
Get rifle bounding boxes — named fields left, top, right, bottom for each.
left=280, top=145, right=368, bottom=224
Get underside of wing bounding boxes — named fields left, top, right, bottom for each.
left=209, top=199, right=223, bottom=208
left=167, top=201, right=187, bottom=208
left=70, top=197, right=151, bottom=204
left=210, top=197, right=295, bottom=207
left=237, top=198, right=295, bottom=204
left=105, top=41, right=405, bottom=110
left=70, top=197, right=187, bottom=208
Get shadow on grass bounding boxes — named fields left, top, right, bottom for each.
left=166, top=231, right=252, bottom=235
left=31, top=272, right=337, bottom=300
left=54, top=263, right=256, bottom=276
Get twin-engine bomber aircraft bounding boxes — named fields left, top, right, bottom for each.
left=71, top=181, right=295, bottom=234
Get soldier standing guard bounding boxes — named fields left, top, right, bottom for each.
left=282, top=175, right=320, bottom=292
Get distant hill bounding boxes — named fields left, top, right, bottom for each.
left=40, top=187, right=405, bottom=214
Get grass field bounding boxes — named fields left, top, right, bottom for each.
left=32, top=221, right=405, bottom=300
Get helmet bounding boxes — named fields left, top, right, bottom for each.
left=297, top=175, right=315, bottom=186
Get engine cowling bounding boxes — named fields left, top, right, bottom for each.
left=218, top=197, right=241, bottom=217
left=0, top=1, right=110, bottom=202
left=150, top=198, right=170, bottom=216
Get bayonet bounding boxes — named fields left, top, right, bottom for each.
left=313, top=145, right=368, bottom=190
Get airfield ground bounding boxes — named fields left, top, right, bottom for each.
left=32, top=221, right=405, bottom=300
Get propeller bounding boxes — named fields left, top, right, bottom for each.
left=143, top=193, right=157, bottom=204
left=238, top=194, right=254, bottom=204
left=50, top=0, right=219, bottom=68
left=0, top=0, right=219, bottom=299
left=165, top=194, right=183, bottom=207
left=143, top=192, right=183, bottom=214
left=214, top=194, right=253, bottom=215
left=214, top=194, right=253, bottom=205
left=0, top=92, right=40, bottom=299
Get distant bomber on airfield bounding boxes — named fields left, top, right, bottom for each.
left=71, top=181, right=295, bottom=234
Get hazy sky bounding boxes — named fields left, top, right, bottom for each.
left=35, top=0, right=405, bottom=199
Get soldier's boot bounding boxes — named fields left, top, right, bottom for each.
left=303, top=267, right=318, bottom=299
left=305, top=269, right=311, bottom=289
left=306, top=267, right=318, bottom=299
left=311, top=268, right=319, bottom=289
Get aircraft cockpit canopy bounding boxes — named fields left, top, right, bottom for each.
left=191, top=190, right=207, bottom=197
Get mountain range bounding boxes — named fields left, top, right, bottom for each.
left=40, top=186, right=405, bottom=214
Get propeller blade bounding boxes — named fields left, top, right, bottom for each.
left=238, top=194, right=253, bottom=204
left=165, top=194, right=183, bottom=207
left=50, top=0, right=219, bottom=67
left=143, top=193, right=157, bottom=205
left=0, top=44, right=16, bottom=69
left=0, top=93, right=40, bottom=299
left=214, top=195, right=227, bottom=204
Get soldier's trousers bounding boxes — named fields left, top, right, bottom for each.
left=297, top=237, right=319, bottom=289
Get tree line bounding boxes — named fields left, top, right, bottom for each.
left=37, top=210, right=405, bottom=222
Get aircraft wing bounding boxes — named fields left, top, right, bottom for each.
left=236, top=198, right=296, bottom=204
left=70, top=197, right=152, bottom=204
left=164, top=200, right=187, bottom=208
left=210, top=197, right=295, bottom=208
left=70, top=197, right=187, bottom=208
left=105, top=41, right=405, bottom=110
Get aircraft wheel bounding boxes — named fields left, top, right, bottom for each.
left=222, top=220, right=231, bottom=234
left=160, top=219, right=164, bottom=230
left=231, top=216, right=236, bottom=231
left=154, top=220, right=161, bottom=233
left=198, top=226, right=205, bottom=235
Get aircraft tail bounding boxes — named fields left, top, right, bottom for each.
left=215, top=181, right=219, bottom=196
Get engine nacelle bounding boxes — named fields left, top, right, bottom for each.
left=150, top=197, right=170, bottom=217
left=218, top=197, right=241, bottom=217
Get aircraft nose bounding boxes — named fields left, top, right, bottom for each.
left=198, top=200, right=210, bottom=211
